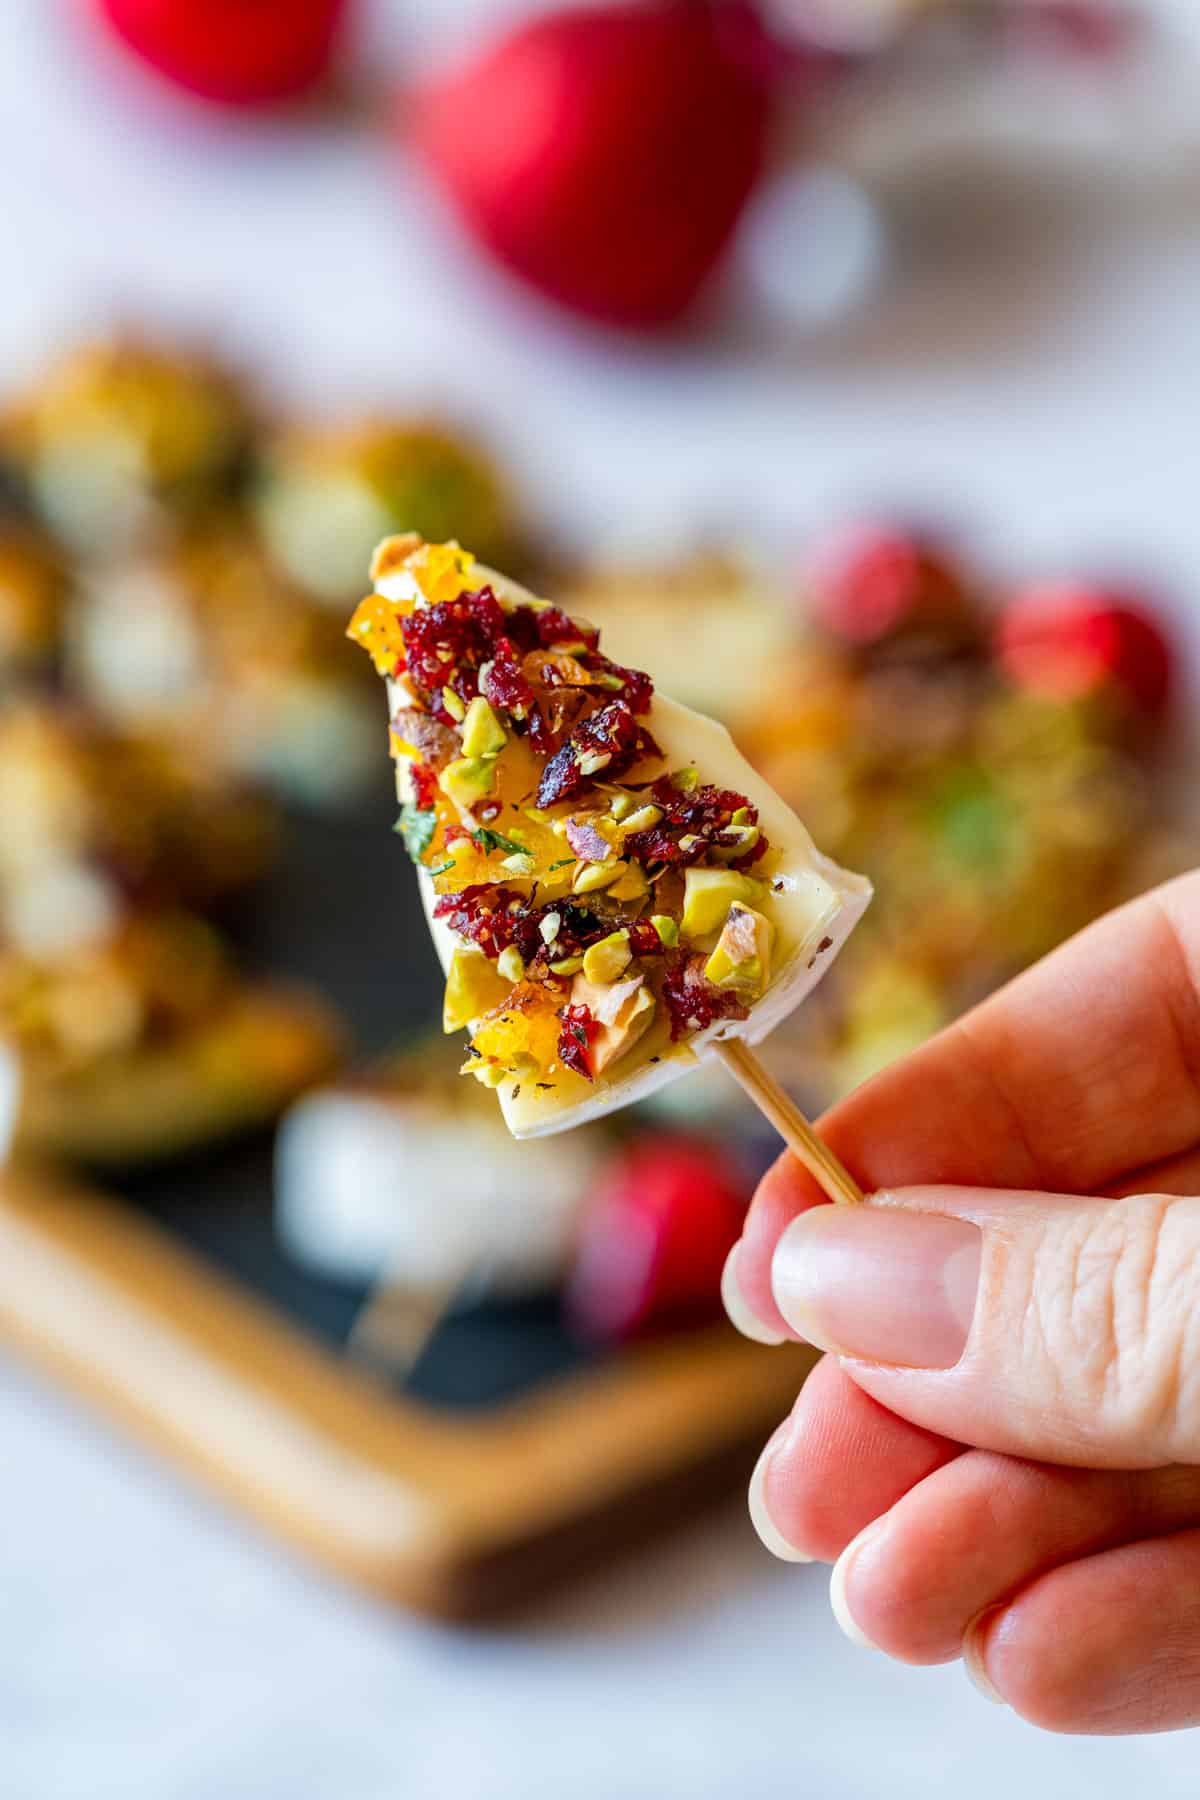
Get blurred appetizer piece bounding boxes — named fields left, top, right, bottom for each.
left=3, top=339, right=252, bottom=555
left=2, top=909, right=341, bottom=1167
left=746, top=524, right=1187, bottom=1109
left=276, top=1036, right=602, bottom=1298
left=0, top=700, right=275, bottom=911
left=69, top=526, right=377, bottom=806
left=348, top=535, right=869, bottom=1140
left=556, top=552, right=796, bottom=730
left=257, top=418, right=524, bottom=610
left=0, top=524, right=67, bottom=687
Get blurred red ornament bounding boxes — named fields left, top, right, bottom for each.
left=803, top=522, right=971, bottom=650
left=564, top=1134, right=747, bottom=1343
left=409, top=1, right=772, bottom=329
left=91, top=0, right=349, bottom=106
left=1004, top=1, right=1140, bottom=65
left=995, top=583, right=1172, bottom=720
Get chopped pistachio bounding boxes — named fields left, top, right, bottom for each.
left=671, top=765, right=700, bottom=794
left=582, top=930, right=632, bottom=985
left=439, top=756, right=496, bottom=811
left=441, top=686, right=466, bottom=722
left=651, top=914, right=680, bottom=947
left=500, top=852, right=536, bottom=876
left=608, top=791, right=635, bottom=822
left=590, top=671, right=626, bottom=690
left=496, top=946, right=526, bottom=983
left=577, top=750, right=612, bottom=776
left=572, top=859, right=625, bottom=894
left=539, top=911, right=562, bottom=945
left=711, top=825, right=760, bottom=863
left=681, top=867, right=766, bottom=940
left=460, top=695, right=507, bottom=758
left=621, top=803, right=663, bottom=834
left=550, top=954, right=584, bottom=975
left=731, top=806, right=754, bottom=827
left=704, top=904, right=774, bottom=999
left=524, top=806, right=550, bottom=825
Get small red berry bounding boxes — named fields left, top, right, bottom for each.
left=802, top=522, right=972, bottom=651
left=564, top=1134, right=748, bottom=1343
left=91, top=0, right=349, bottom=107
left=409, top=2, right=772, bottom=329
left=995, top=582, right=1172, bottom=720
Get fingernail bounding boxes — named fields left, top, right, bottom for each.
left=722, top=1243, right=786, bottom=1346
left=747, top=1429, right=812, bottom=1562
left=771, top=1202, right=982, bottom=1369
left=963, top=1611, right=1006, bottom=1705
left=829, top=1519, right=885, bottom=1650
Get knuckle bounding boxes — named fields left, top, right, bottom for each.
left=1021, top=1195, right=1200, bottom=1460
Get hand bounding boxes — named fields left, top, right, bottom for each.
left=725, top=870, right=1200, bottom=1734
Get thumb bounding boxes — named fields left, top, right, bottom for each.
left=770, top=1187, right=1200, bottom=1469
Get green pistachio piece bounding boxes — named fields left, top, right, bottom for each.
left=438, top=756, right=496, bottom=811
left=711, top=825, right=760, bottom=863
left=581, top=930, right=632, bottom=985
left=703, top=904, right=774, bottom=999
left=460, top=695, right=507, bottom=758
left=621, top=803, right=663, bottom=834
left=496, top=946, right=526, bottom=983
left=572, top=859, right=625, bottom=894
left=681, top=868, right=766, bottom=940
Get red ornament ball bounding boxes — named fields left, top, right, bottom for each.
left=92, top=0, right=349, bottom=106
left=803, top=521, right=971, bottom=651
left=995, top=582, right=1172, bottom=720
left=409, top=1, right=772, bottom=328
left=564, top=1133, right=748, bottom=1343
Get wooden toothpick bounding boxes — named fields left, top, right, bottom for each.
left=713, top=1038, right=864, bottom=1206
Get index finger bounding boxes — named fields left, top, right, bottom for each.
left=736, top=869, right=1200, bottom=1336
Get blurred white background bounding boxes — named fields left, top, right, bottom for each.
left=5, top=4, right=1200, bottom=1794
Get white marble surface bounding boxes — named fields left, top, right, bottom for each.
left=5, top=4, right=1200, bottom=1793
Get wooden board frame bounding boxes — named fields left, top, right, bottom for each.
left=0, top=1165, right=815, bottom=1617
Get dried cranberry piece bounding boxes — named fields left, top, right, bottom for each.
left=628, top=918, right=667, bottom=957
left=603, top=661, right=653, bottom=713
left=624, top=778, right=759, bottom=865
left=432, top=884, right=522, bottom=959
left=511, top=899, right=609, bottom=968
left=410, top=760, right=439, bottom=809
left=536, top=607, right=598, bottom=651
left=480, top=638, right=536, bottom=717
left=661, top=953, right=749, bottom=1042
left=557, top=1002, right=599, bottom=1080
left=537, top=700, right=661, bottom=808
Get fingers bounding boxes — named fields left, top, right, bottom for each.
left=729, top=870, right=1200, bottom=1344
left=767, top=1184, right=1200, bottom=1467
left=748, top=1353, right=960, bottom=1562
left=830, top=1451, right=1200, bottom=1667
left=973, top=1530, right=1200, bottom=1734
left=727, top=1154, right=828, bottom=1341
